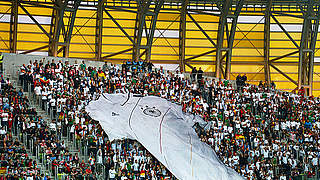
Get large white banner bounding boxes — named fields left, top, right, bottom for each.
left=86, top=94, right=243, bottom=180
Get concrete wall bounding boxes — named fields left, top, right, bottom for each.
left=2, top=53, right=105, bottom=79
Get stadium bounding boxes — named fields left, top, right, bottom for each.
left=0, top=0, right=319, bottom=179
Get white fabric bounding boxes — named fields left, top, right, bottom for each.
left=86, top=94, right=243, bottom=180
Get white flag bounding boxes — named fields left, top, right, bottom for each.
left=86, top=94, right=243, bottom=180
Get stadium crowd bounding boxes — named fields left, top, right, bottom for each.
left=17, top=59, right=176, bottom=180
left=0, top=78, right=46, bottom=179
left=0, top=57, right=318, bottom=179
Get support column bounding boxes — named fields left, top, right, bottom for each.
left=9, top=0, right=18, bottom=53
left=224, top=0, right=244, bottom=79
left=49, top=0, right=81, bottom=57
left=63, top=0, right=81, bottom=57
left=145, top=0, right=164, bottom=61
left=298, top=0, right=319, bottom=95
left=216, top=0, right=243, bottom=79
left=49, top=0, right=67, bottom=57
left=95, top=0, right=104, bottom=61
left=133, top=0, right=164, bottom=62
left=264, top=0, right=272, bottom=85
left=308, top=7, right=320, bottom=95
left=179, top=0, right=188, bottom=72
left=133, top=0, right=151, bottom=61
left=215, top=0, right=230, bottom=78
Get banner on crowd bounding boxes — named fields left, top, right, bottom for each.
left=86, top=94, right=243, bottom=180
left=235, top=134, right=245, bottom=140
left=0, top=167, right=7, bottom=175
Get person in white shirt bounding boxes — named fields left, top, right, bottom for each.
left=0, top=127, right=6, bottom=135
left=34, top=85, right=42, bottom=96
left=96, top=147, right=103, bottom=164
left=132, top=160, right=139, bottom=174
left=279, top=174, right=286, bottom=180
left=109, top=166, right=116, bottom=180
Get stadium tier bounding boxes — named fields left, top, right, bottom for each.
left=0, top=54, right=318, bottom=180
left=0, top=0, right=320, bottom=179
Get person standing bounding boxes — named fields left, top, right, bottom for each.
left=19, top=64, right=26, bottom=86
left=147, top=60, right=153, bottom=73
left=197, top=67, right=203, bottom=81
left=191, top=67, right=197, bottom=82
left=236, top=74, right=241, bottom=87
left=241, top=74, right=247, bottom=86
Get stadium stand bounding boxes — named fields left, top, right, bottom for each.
left=0, top=56, right=318, bottom=179
left=0, top=1, right=320, bottom=179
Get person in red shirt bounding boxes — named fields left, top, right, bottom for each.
left=52, top=160, right=59, bottom=175
left=85, top=167, right=92, bottom=175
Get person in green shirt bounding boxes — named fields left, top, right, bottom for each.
left=246, top=103, right=251, bottom=111
left=224, top=117, right=230, bottom=126
left=223, top=80, right=229, bottom=87
left=218, top=111, right=224, bottom=121
left=80, top=60, right=86, bottom=70
left=126, top=161, right=132, bottom=172
left=91, top=68, right=97, bottom=78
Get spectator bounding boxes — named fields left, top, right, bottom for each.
left=191, top=67, right=197, bottom=82
left=197, top=67, right=203, bottom=82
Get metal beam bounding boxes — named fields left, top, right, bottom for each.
left=9, top=0, right=18, bottom=53
left=185, top=49, right=217, bottom=62
left=215, top=0, right=243, bottom=79
left=308, top=7, right=320, bottom=95
left=18, top=1, right=56, bottom=9
left=179, top=0, right=188, bottom=72
left=224, top=0, right=244, bottom=80
left=133, top=0, right=152, bottom=60
left=271, top=14, right=299, bottom=49
left=270, top=50, right=299, bottom=62
left=135, top=0, right=149, bottom=59
left=102, top=48, right=133, bottom=59
left=95, top=0, right=104, bottom=60
left=10, top=0, right=319, bottom=12
left=20, top=45, right=49, bottom=54
left=270, top=64, right=298, bottom=85
left=298, top=0, right=311, bottom=93
left=105, top=6, right=137, bottom=13
left=139, top=50, right=147, bottom=58
left=264, top=0, right=272, bottom=85
left=56, top=46, right=64, bottom=55
left=19, top=3, right=52, bottom=40
left=132, top=0, right=164, bottom=61
left=187, top=13, right=216, bottom=47
left=48, top=0, right=81, bottom=57
left=185, top=62, right=193, bottom=69
left=145, top=0, right=164, bottom=61
left=215, top=0, right=231, bottom=78
left=76, top=58, right=320, bottom=66
left=271, top=11, right=304, bottom=19
left=187, top=9, right=220, bottom=17
left=298, top=0, right=319, bottom=95
left=63, top=0, right=81, bottom=57
left=48, top=0, right=68, bottom=56
left=104, top=9, right=134, bottom=43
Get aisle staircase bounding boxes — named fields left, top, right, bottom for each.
left=10, top=80, right=52, bottom=178
left=11, top=79, right=88, bottom=179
